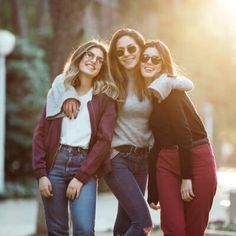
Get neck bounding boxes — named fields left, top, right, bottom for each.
left=126, top=69, right=135, bottom=78
left=76, top=73, right=93, bottom=96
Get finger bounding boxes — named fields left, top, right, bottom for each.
left=76, top=188, right=80, bottom=199
left=72, top=104, right=78, bottom=119
left=183, top=192, right=193, bottom=202
left=189, top=189, right=195, bottom=198
left=48, top=184, right=53, bottom=196
left=64, top=103, right=70, bottom=117
left=74, top=109, right=79, bottom=119
left=76, top=102, right=80, bottom=111
left=41, top=189, right=50, bottom=198
left=67, top=188, right=76, bottom=200
left=68, top=103, right=73, bottom=119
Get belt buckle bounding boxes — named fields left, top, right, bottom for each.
left=132, top=146, right=139, bottom=154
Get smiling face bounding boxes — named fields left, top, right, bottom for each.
left=140, top=47, right=162, bottom=81
left=79, top=47, right=104, bottom=78
left=116, top=35, right=141, bottom=71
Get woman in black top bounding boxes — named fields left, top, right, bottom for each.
left=138, top=40, right=217, bottom=236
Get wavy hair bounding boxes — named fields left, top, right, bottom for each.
left=63, top=41, right=119, bottom=100
left=108, top=28, right=148, bottom=103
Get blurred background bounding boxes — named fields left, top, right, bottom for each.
left=0, top=0, right=236, bottom=235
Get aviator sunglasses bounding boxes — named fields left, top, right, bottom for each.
left=85, top=51, right=104, bottom=65
left=141, top=54, right=162, bottom=65
left=116, top=45, right=137, bottom=57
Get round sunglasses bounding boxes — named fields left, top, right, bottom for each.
left=85, top=51, right=104, bottom=65
left=116, top=45, right=137, bottom=57
left=141, top=54, right=162, bottom=65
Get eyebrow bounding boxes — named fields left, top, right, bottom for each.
left=116, top=43, right=136, bottom=49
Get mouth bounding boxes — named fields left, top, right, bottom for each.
left=144, top=66, right=155, bottom=73
left=85, top=63, right=96, bottom=71
left=122, top=56, right=135, bottom=64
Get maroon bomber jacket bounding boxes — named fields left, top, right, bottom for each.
left=32, top=94, right=117, bottom=183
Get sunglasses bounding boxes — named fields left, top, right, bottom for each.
left=85, top=51, right=104, bottom=65
left=141, top=54, right=162, bottom=65
left=116, top=45, right=137, bottom=57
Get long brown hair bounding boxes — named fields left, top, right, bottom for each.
left=63, top=41, right=119, bottom=100
left=108, top=28, right=148, bottom=103
left=141, top=40, right=179, bottom=77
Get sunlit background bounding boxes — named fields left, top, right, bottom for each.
left=0, top=0, right=236, bottom=235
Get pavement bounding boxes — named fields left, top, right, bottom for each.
left=0, top=168, right=236, bottom=236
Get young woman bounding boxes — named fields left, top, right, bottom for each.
left=60, top=29, right=194, bottom=236
left=140, top=40, right=217, bottom=236
left=32, top=41, right=118, bottom=236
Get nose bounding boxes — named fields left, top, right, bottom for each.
left=123, top=48, right=130, bottom=56
left=90, top=56, right=97, bottom=64
left=147, top=57, right=152, bottom=63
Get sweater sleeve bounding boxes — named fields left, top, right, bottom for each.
left=171, top=76, right=194, bottom=92
left=75, top=97, right=117, bottom=183
left=46, top=74, right=80, bottom=119
left=166, top=92, right=193, bottom=179
left=148, top=74, right=194, bottom=102
left=147, top=146, right=159, bottom=204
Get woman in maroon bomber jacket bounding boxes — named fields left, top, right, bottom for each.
left=32, top=41, right=118, bottom=236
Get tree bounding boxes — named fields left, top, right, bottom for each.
left=48, top=0, right=92, bottom=80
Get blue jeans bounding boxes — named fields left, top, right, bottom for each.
left=105, top=151, right=152, bottom=236
left=42, top=146, right=97, bottom=236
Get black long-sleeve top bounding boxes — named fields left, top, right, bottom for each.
left=148, top=90, right=208, bottom=204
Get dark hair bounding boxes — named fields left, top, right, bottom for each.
left=142, top=40, right=178, bottom=77
left=108, top=28, right=148, bottom=103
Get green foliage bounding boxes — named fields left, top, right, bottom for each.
left=6, top=37, right=49, bottom=177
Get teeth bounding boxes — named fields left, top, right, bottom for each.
left=145, top=67, right=154, bottom=72
left=87, top=64, right=95, bottom=70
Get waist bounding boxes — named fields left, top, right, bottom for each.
left=161, top=137, right=209, bottom=150
left=115, top=145, right=149, bottom=155
left=59, top=144, right=88, bottom=154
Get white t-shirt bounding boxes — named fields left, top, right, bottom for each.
left=60, top=89, right=93, bottom=148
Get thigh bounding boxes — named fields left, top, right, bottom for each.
left=105, top=153, right=151, bottom=226
left=43, top=161, right=69, bottom=235
left=185, top=144, right=217, bottom=236
left=133, top=154, right=148, bottom=195
left=157, top=150, right=186, bottom=236
left=70, top=177, right=97, bottom=233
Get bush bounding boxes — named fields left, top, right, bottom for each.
left=6, top=37, right=49, bottom=178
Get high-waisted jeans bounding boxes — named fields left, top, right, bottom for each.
left=105, top=151, right=152, bottom=236
left=157, top=143, right=217, bottom=236
left=42, top=146, right=97, bottom=236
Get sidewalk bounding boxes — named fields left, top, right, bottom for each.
left=0, top=169, right=235, bottom=236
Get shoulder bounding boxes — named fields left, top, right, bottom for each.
left=94, top=93, right=116, bottom=104
left=51, top=74, right=65, bottom=87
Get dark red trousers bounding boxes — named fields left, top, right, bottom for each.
left=157, top=143, right=217, bottom=236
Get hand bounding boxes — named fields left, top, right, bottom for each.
left=39, top=176, right=53, bottom=198
left=66, top=178, right=83, bottom=200
left=149, top=202, right=161, bottom=210
left=181, top=179, right=195, bottom=202
left=63, top=99, right=80, bottom=119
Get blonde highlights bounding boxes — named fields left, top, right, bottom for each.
left=63, top=41, right=119, bottom=100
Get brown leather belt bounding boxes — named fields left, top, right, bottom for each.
left=115, top=145, right=149, bottom=155
left=161, top=137, right=209, bottom=150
